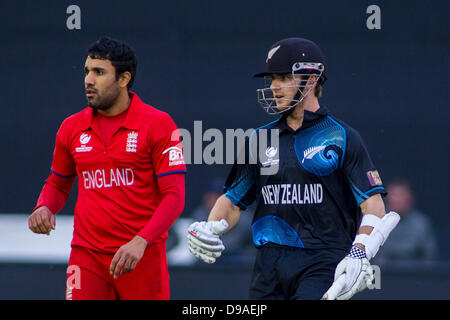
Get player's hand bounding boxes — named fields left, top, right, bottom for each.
left=187, top=219, right=229, bottom=264
left=110, top=235, right=147, bottom=279
left=333, top=245, right=374, bottom=300
left=28, top=206, right=56, bottom=235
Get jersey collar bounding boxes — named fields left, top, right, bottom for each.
left=81, top=91, right=144, bottom=131
left=276, top=105, right=329, bottom=133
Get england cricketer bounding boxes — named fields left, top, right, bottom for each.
left=28, top=37, right=186, bottom=299
left=187, top=38, right=400, bottom=300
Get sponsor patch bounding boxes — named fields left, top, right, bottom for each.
left=367, top=170, right=383, bottom=186
left=163, top=146, right=185, bottom=166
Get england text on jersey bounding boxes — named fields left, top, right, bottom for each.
left=82, top=168, right=135, bottom=189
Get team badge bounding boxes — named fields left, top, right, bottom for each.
left=302, top=145, right=326, bottom=163
left=266, top=45, right=281, bottom=62
left=126, top=131, right=138, bottom=152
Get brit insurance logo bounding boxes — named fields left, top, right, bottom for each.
left=76, top=133, right=93, bottom=153
left=126, top=131, right=138, bottom=153
left=162, top=146, right=185, bottom=166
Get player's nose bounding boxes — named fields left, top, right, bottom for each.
left=270, top=78, right=282, bottom=90
left=270, top=81, right=281, bottom=92
left=84, top=73, right=95, bottom=86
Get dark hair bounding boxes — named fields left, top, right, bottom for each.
left=87, top=36, right=138, bottom=89
left=314, top=83, right=322, bottom=98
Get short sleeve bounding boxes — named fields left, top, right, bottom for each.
left=224, top=137, right=257, bottom=210
left=51, top=121, right=76, bottom=178
left=149, top=113, right=187, bottom=178
left=342, top=127, right=386, bottom=206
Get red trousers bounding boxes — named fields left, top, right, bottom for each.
left=66, top=242, right=170, bottom=300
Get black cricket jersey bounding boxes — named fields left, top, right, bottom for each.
left=224, top=105, right=386, bottom=250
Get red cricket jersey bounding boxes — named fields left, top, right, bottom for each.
left=51, top=92, right=187, bottom=254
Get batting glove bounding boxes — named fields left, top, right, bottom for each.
left=187, top=219, right=229, bottom=264
left=334, top=246, right=374, bottom=300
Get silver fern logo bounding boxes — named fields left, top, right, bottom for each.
left=266, top=45, right=281, bottom=62
left=302, top=145, right=326, bottom=163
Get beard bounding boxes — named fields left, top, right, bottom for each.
left=86, top=83, right=121, bottom=111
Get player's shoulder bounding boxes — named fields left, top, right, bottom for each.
left=57, top=108, right=91, bottom=133
left=249, top=118, right=281, bottom=141
left=63, top=107, right=89, bottom=122
left=131, top=94, right=175, bottom=125
left=325, top=113, right=371, bottom=162
left=255, top=118, right=281, bottom=131
left=326, top=113, right=363, bottom=142
left=138, top=103, right=174, bottom=123
left=245, top=118, right=281, bottom=158
left=138, top=104, right=180, bottom=139
left=247, top=118, right=280, bottom=142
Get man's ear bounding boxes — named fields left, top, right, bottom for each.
left=119, top=71, right=131, bottom=88
left=306, top=74, right=319, bottom=88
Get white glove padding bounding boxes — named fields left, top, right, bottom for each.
left=334, top=246, right=374, bottom=300
left=187, top=219, right=229, bottom=264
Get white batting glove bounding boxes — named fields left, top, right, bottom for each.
left=187, top=219, right=229, bottom=264
left=333, top=246, right=374, bottom=300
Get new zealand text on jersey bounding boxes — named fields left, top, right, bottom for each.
left=261, top=183, right=323, bottom=205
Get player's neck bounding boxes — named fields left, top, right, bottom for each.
left=286, top=96, right=320, bottom=131
left=97, top=90, right=131, bottom=117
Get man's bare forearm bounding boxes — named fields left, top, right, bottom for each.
left=207, top=194, right=242, bottom=233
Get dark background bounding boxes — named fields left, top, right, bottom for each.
left=0, top=0, right=449, bottom=299
left=1, top=0, right=448, bottom=256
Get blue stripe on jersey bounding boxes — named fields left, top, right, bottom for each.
left=225, top=172, right=254, bottom=209
left=249, top=119, right=281, bottom=162
left=349, top=180, right=384, bottom=206
left=252, top=215, right=305, bottom=248
left=156, top=170, right=187, bottom=178
left=349, top=180, right=369, bottom=205
left=225, top=192, right=243, bottom=208
left=51, top=169, right=76, bottom=178
left=362, top=186, right=385, bottom=198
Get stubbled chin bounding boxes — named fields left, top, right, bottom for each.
left=87, top=97, right=98, bottom=108
left=87, top=101, right=99, bottom=109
